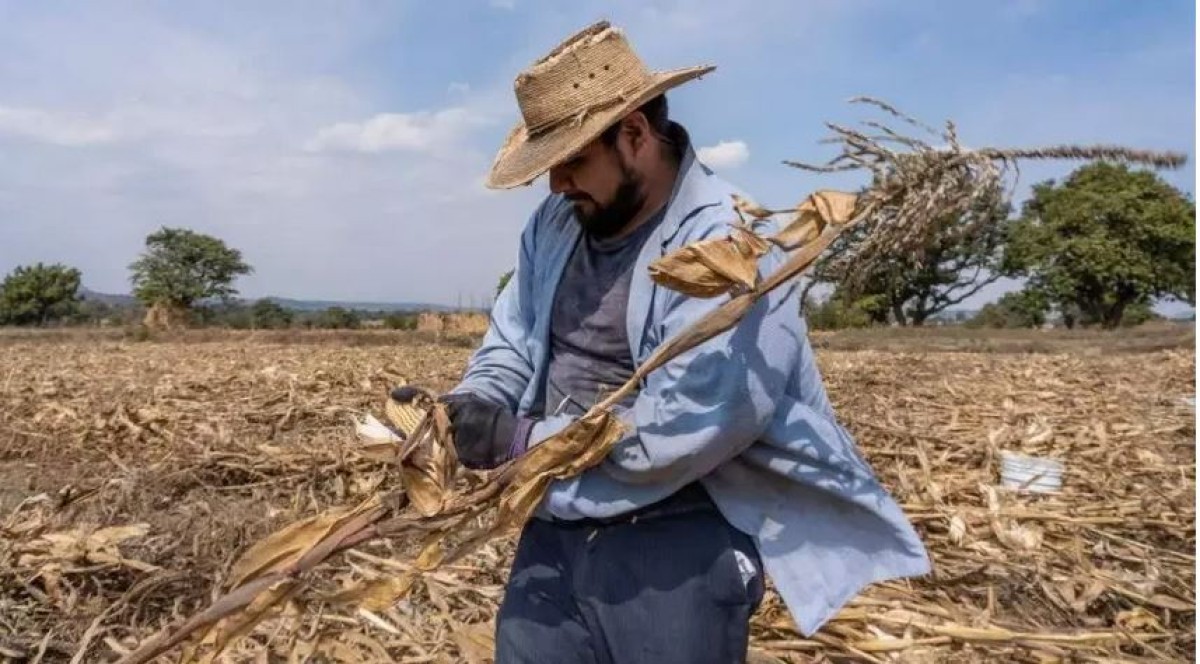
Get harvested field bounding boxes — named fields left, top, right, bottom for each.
left=0, top=331, right=1194, bottom=662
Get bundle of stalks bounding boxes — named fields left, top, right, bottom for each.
left=784, top=97, right=1186, bottom=295
left=101, top=98, right=1186, bottom=663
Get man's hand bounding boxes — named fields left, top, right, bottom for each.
left=391, top=386, right=535, bottom=470
left=390, top=385, right=433, bottom=404
left=440, top=393, right=536, bottom=470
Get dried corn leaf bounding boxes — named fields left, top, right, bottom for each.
left=498, top=409, right=625, bottom=525
left=774, top=190, right=858, bottom=249
left=414, top=537, right=445, bottom=571
left=1115, top=607, right=1164, bottom=632
left=350, top=616, right=400, bottom=646
left=394, top=401, right=456, bottom=517
left=449, top=620, right=495, bottom=664
left=226, top=495, right=382, bottom=589
left=356, top=443, right=401, bottom=462
left=17, top=523, right=155, bottom=572
left=345, top=532, right=451, bottom=609
left=86, top=524, right=150, bottom=548
left=731, top=225, right=772, bottom=255
left=339, top=631, right=394, bottom=662
left=1145, top=593, right=1192, bottom=612
left=648, top=252, right=732, bottom=297
left=648, top=228, right=769, bottom=298
left=187, top=578, right=299, bottom=664
left=86, top=549, right=160, bottom=573
left=948, top=514, right=967, bottom=546
left=313, top=641, right=363, bottom=663
left=732, top=193, right=776, bottom=220
left=325, top=573, right=417, bottom=611
left=399, top=439, right=455, bottom=517
left=994, top=521, right=1043, bottom=552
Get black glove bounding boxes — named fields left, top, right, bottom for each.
left=439, top=393, right=537, bottom=470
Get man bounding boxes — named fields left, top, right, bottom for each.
left=395, top=20, right=930, bottom=663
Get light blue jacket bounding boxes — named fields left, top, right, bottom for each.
left=452, top=145, right=931, bottom=636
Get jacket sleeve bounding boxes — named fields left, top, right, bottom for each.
left=533, top=222, right=804, bottom=519
left=449, top=209, right=540, bottom=412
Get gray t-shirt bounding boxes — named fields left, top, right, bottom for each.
left=543, top=211, right=665, bottom=418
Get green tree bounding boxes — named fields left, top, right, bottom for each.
left=806, top=187, right=1011, bottom=326
left=383, top=312, right=418, bottom=330
left=197, top=301, right=252, bottom=329
left=1002, top=162, right=1195, bottom=329
left=129, top=227, right=253, bottom=311
left=316, top=306, right=360, bottom=329
left=68, top=298, right=115, bottom=326
left=496, top=269, right=514, bottom=299
left=967, top=290, right=1049, bottom=329
left=1118, top=301, right=1162, bottom=327
left=804, top=289, right=889, bottom=330
left=250, top=299, right=294, bottom=329
left=0, top=263, right=82, bottom=325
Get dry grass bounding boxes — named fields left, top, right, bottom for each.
left=2, top=322, right=1191, bottom=354
left=811, top=321, right=1195, bottom=355
left=0, top=331, right=1193, bottom=662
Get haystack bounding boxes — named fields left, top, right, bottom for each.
left=142, top=301, right=190, bottom=331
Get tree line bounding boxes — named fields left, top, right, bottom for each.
left=2, top=162, right=1195, bottom=331
left=0, top=226, right=427, bottom=331
left=801, top=161, right=1193, bottom=329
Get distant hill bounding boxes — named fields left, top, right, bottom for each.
left=930, top=309, right=979, bottom=323
left=78, top=288, right=458, bottom=313
left=261, top=296, right=457, bottom=313
left=79, top=288, right=138, bottom=307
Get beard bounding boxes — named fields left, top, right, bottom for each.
left=568, top=159, right=646, bottom=239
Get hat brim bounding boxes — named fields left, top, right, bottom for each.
left=485, top=65, right=715, bottom=190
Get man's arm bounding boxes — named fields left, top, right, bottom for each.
left=449, top=209, right=541, bottom=413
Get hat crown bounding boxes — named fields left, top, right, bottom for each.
left=486, top=20, right=713, bottom=189
left=514, top=22, right=651, bottom=136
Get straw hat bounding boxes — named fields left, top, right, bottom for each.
left=486, top=20, right=715, bottom=189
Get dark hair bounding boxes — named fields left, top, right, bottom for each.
left=600, top=94, right=678, bottom=160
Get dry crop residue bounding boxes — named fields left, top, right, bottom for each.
left=0, top=337, right=1193, bottom=662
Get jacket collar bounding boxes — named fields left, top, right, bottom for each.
left=622, top=122, right=727, bottom=364
left=656, top=122, right=726, bottom=246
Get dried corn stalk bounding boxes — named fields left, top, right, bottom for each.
left=784, top=97, right=1186, bottom=294
left=117, top=98, right=1186, bottom=664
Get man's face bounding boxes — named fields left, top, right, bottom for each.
left=548, top=136, right=646, bottom=238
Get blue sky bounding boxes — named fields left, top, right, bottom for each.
left=0, top=0, right=1194, bottom=310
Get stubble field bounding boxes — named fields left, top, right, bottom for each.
left=0, top=328, right=1194, bottom=662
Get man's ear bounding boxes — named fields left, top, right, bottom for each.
left=621, top=112, right=652, bottom=156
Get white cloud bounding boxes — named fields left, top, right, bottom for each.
left=0, top=106, right=118, bottom=146
left=697, top=140, right=749, bottom=169
left=303, top=107, right=492, bottom=155
left=489, top=0, right=515, bottom=9
left=0, top=4, right=528, bottom=307
left=1, top=1, right=1191, bottom=313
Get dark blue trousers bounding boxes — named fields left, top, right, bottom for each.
left=494, top=484, right=765, bottom=663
